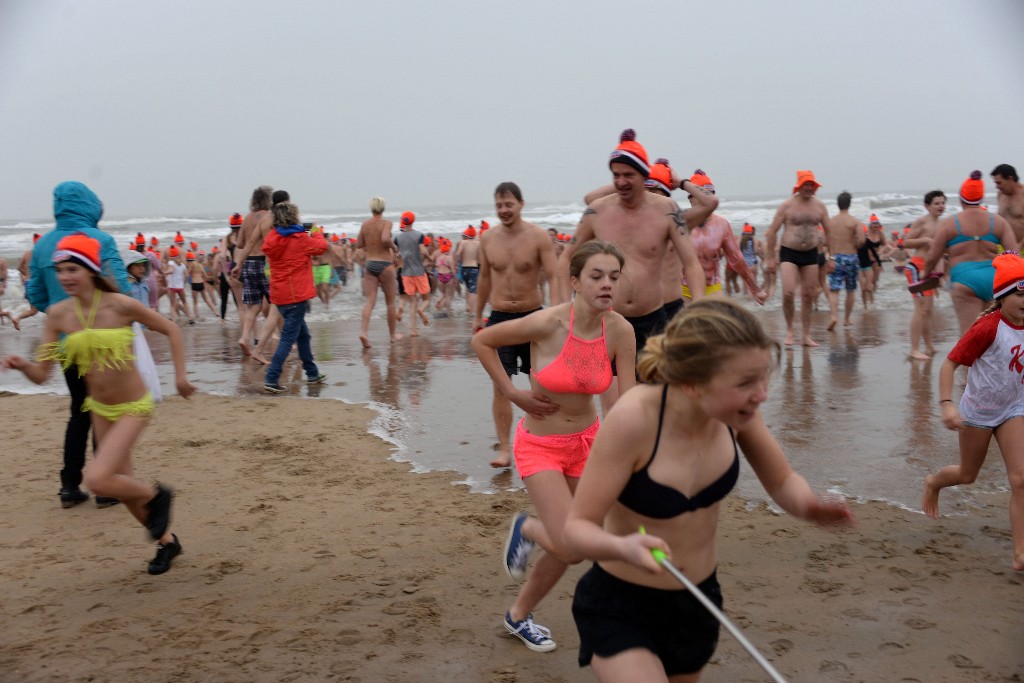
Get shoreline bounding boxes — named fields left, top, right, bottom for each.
left=2, top=393, right=1022, bottom=682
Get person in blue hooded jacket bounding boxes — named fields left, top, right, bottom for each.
left=26, top=181, right=131, bottom=509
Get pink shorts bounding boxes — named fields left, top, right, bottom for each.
left=513, top=417, right=598, bottom=479
left=168, top=287, right=184, bottom=294
left=402, top=274, right=430, bottom=295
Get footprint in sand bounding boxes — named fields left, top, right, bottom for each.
left=770, top=639, right=794, bottom=656
left=819, top=660, right=851, bottom=675
left=903, top=617, right=936, bottom=630
left=948, top=653, right=981, bottom=669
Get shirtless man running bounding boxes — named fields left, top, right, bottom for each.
left=474, top=182, right=558, bottom=468
left=825, top=192, right=865, bottom=330
left=765, top=170, right=834, bottom=346
left=229, top=186, right=274, bottom=358
left=454, top=226, right=480, bottom=315
left=903, top=190, right=946, bottom=359
left=556, top=130, right=711, bottom=356
left=357, top=196, right=401, bottom=348
left=992, top=164, right=1024, bottom=250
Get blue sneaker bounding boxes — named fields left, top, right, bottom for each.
left=504, top=612, right=556, bottom=652
left=503, top=512, right=535, bottom=581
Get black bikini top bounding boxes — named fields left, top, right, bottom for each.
left=618, top=385, right=740, bottom=519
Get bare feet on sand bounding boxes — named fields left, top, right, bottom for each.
left=391, top=333, right=404, bottom=343
left=803, top=336, right=819, bottom=347
left=921, top=476, right=940, bottom=518
left=250, top=351, right=270, bottom=366
left=238, top=339, right=252, bottom=356
left=417, top=309, right=430, bottom=327
left=359, top=335, right=372, bottom=349
left=490, top=445, right=512, bottom=469
left=827, top=318, right=837, bottom=331
left=784, top=332, right=796, bottom=346
left=910, top=350, right=931, bottom=361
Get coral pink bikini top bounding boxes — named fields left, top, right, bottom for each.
left=532, top=307, right=613, bottom=395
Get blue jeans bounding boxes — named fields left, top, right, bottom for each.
left=265, top=301, right=319, bottom=386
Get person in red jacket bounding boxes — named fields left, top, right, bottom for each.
left=262, top=201, right=328, bottom=393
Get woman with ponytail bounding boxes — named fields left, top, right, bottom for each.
left=564, top=298, right=854, bottom=682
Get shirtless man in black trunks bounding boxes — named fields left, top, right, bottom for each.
left=357, top=196, right=401, bottom=348
left=765, top=170, right=834, bottom=347
left=993, top=164, right=1024, bottom=250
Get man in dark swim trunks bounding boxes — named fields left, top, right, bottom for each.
left=557, top=130, right=713, bottom=370
left=356, top=196, right=401, bottom=348
left=474, top=182, right=559, bottom=468
left=765, top=170, right=834, bottom=346
left=455, top=226, right=480, bottom=315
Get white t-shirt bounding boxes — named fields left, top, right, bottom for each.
left=948, top=310, right=1024, bottom=427
left=166, top=260, right=186, bottom=289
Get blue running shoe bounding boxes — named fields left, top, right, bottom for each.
left=503, top=512, right=535, bottom=581
left=504, top=612, right=556, bottom=652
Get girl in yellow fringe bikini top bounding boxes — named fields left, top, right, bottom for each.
left=2, top=232, right=196, bottom=421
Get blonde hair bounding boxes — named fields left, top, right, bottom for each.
left=369, top=196, right=386, bottom=215
left=637, top=299, right=780, bottom=385
left=272, top=202, right=301, bottom=227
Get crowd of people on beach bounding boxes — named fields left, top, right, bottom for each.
left=3, top=132, right=1024, bottom=680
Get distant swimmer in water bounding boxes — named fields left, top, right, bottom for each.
left=765, top=170, right=833, bottom=346
left=902, top=191, right=946, bottom=359
left=921, top=171, right=1017, bottom=334
left=356, top=196, right=401, bottom=348
left=923, top=252, right=1024, bottom=572
left=472, top=240, right=635, bottom=654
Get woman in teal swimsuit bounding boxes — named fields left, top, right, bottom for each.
left=922, top=171, right=1017, bottom=334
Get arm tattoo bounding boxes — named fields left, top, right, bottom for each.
left=582, top=207, right=597, bottom=217
left=668, top=205, right=690, bottom=234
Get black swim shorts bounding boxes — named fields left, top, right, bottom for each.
left=572, top=563, right=722, bottom=676
left=779, top=245, right=819, bottom=268
left=487, top=308, right=541, bottom=376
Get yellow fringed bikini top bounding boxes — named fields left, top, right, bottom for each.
left=37, top=293, right=135, bottom=377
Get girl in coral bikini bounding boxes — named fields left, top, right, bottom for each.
left=471, top=240, right=636, bottom=653
left=2, top=234, right=196, bottom=575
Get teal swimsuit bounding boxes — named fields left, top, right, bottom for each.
left=947, top=214, right=1000, bottom=301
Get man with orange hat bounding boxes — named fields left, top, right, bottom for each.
left=394, top=211, right=432, bottom=337
left=455, top=225, right=480, bottom=315
left=902, top=190, right=947, bottom=358
left=679, top=169, right=766, bottom=306
left=765, top=170, right=834, bottom=346
left=474, top=181, right=559, bottom=469
left=25, top=181, right=131, bottom=509
left=557, top=130, right=712, bottom=367
left=992, top=164, right=1024, bottom=249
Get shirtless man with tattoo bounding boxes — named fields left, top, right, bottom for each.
left=765, top=170, right=834, bottom=346
left=992, top=164, right=1024, bottom=249
left=556, top=130, right=712, bottom=358
left=474, top=182, right=559, bottom=468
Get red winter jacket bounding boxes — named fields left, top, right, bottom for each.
left=262, top=225, right=327, bottom=305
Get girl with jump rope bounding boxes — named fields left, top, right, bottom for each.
left=471, top=240, right=636, bottom=653
left=564, top=298, right=854, bottom=682
left=2, top=234, right=196, bottom=575
left=923, top=251, right=1024, bottom=571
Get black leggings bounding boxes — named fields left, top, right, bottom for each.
left=62, top=366, right=96, bottom=489
left=219, top=274, right=237, bottom=319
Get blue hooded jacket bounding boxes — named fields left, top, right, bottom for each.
left=26, top=181, right=131, bottom=312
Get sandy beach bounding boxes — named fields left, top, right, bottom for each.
left=1, top=387, right=1022, bottom=682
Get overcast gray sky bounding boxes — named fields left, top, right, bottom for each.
left=2, top=0, right=1022, bottom=219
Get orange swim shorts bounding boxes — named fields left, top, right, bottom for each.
left=401, top=274, right=430, bottom=295
left=905, top=256, right=934, bottom=298
left=513, top=417, right=598, bottom=479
